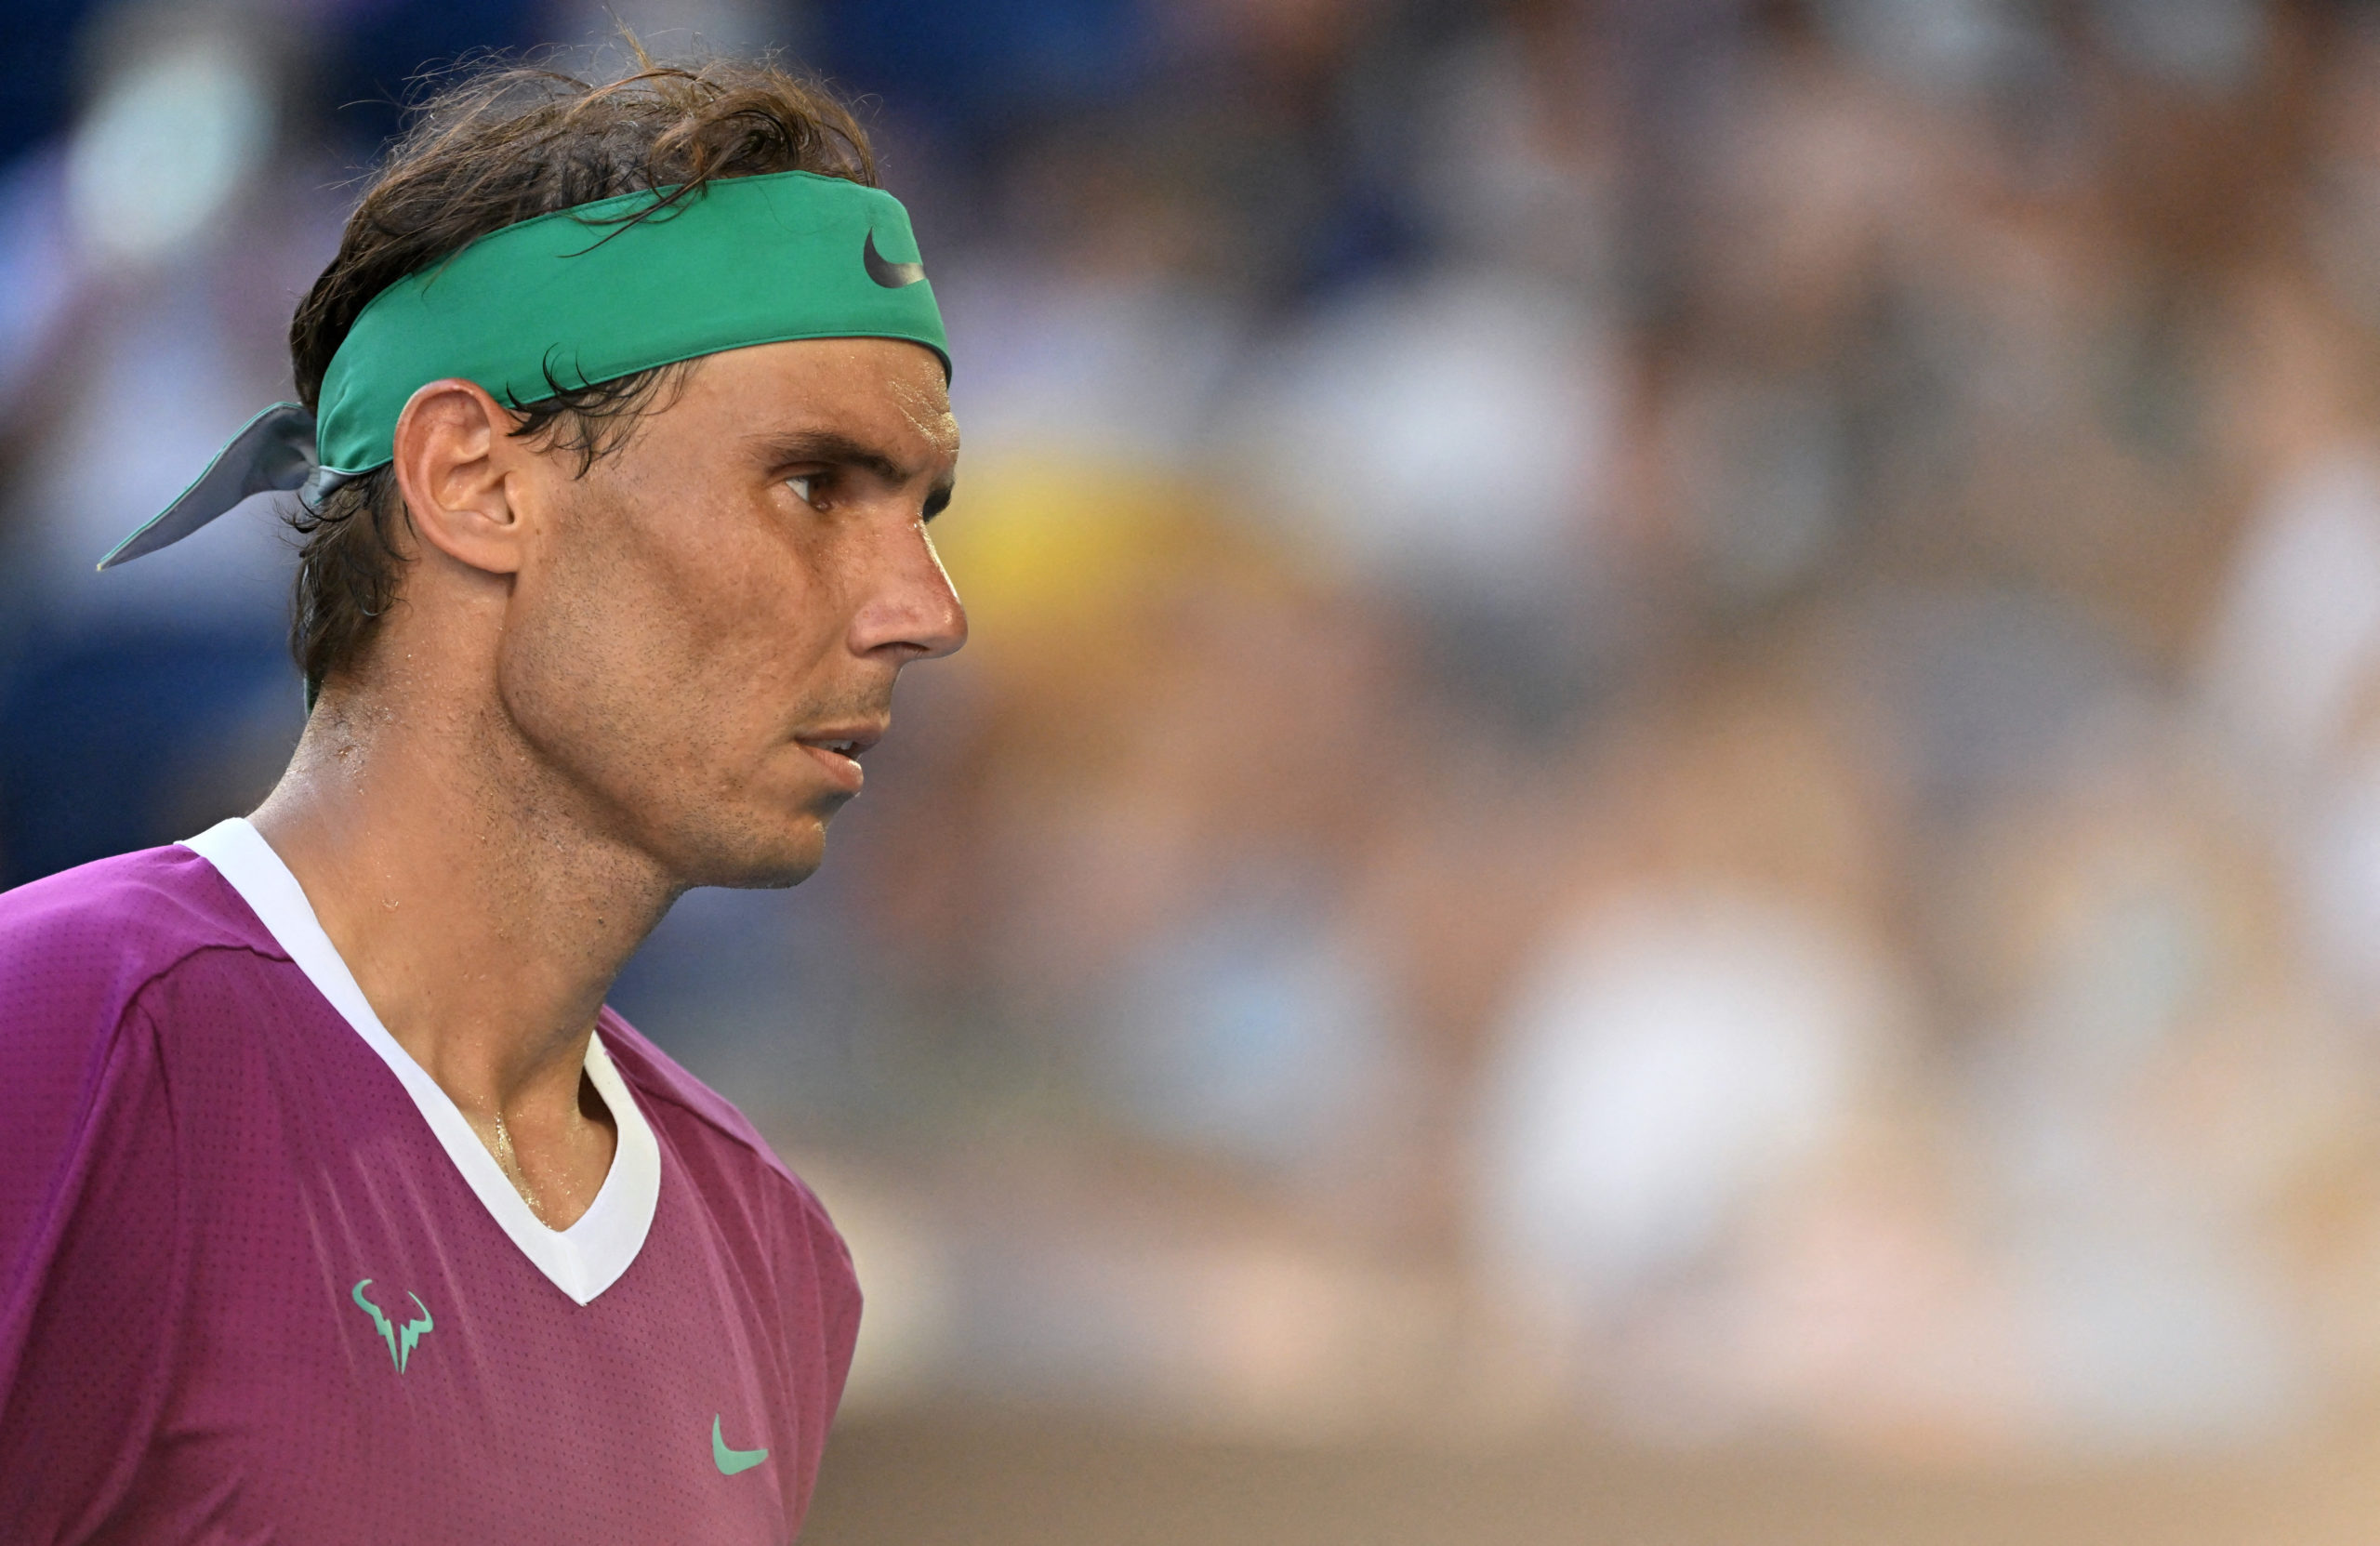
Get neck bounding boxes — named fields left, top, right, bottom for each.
left=250, top=681, right=677, bottom=1124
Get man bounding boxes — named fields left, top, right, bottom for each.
left=0, top=53, right=965, bottom=1542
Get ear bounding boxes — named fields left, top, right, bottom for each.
left=388, top=378, right=534, bottom=576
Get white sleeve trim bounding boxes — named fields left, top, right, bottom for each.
left=181, top=816, right=661, bottom=1306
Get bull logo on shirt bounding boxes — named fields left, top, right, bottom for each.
left=350, top=1278, right=434, bottom=1374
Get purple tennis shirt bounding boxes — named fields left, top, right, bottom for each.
left=0, top=820, right=863, bottom=1542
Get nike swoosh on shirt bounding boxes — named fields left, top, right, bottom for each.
left=863, top=231, right=926, bottom=288
left=712, top=1414, right=770, bottom=1475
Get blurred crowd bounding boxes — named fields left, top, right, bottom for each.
left=13, top=0, right=2380, bottom=1464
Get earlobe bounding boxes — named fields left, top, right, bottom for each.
left=389, top=378, right=531, bottom=576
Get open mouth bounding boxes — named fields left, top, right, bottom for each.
left=793, top=724, right=884, bottom=791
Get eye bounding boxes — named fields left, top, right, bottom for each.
left=787, top=474, right=818, bottom=507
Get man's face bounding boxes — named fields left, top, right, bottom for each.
left=498, top=337, right=965, bottom=888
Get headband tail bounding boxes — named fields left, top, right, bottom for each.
left=97, top=401, right=322, bottom=570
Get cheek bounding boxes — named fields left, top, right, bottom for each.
left=502, top=500, right=835, bottom=781
left=501, top=517, right=729, bottom=767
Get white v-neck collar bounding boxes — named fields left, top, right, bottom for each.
left=182, top=817, right=660, bottom=1306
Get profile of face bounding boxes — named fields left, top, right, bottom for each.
left=395, top=337, right=966, bottom=890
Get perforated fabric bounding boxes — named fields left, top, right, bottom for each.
left=0, top=844, right=862, bottom=1543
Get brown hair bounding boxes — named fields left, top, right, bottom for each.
left=286, top=51, right=878, bottom=702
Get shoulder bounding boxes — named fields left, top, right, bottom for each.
left=0, top=844, right=281, bottom=1042
left=0, top=846, right=271, bottom=1278
left=595, top=1009, right=847, bottom=1244
left=592, top=1015, right=867, bottom=1420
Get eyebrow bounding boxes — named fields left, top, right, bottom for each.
left=752, top=429, right=916, bottom=484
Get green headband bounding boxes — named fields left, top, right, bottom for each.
left=100, top=168, right=947, bottom=569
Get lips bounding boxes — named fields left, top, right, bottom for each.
left=793, top=722, right=884, bottom=794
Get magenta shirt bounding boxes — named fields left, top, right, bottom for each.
left=0, top=836, right=862, bottom=1543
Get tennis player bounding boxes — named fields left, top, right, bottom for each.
left=0, top=55, right=963, bottom=1542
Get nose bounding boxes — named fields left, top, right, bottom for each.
left=849, top=515, right=968, bottom=663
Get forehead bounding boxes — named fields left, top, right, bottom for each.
left=681, top=336, right=958, bottom=459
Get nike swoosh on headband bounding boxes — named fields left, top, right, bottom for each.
left=863, top=230, right=925, bottom=288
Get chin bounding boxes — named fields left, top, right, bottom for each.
left=712, top=817, right=834, bottom=891
left=745, top=849, right=826, bottom=890
left=633, top=767, right=854, bottom=888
